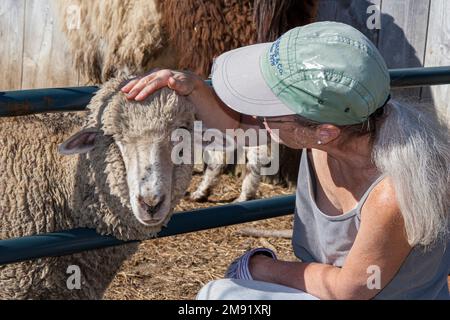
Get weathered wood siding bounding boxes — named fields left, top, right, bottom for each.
left=318, top=0, right=449, bottom=116
left=0, top=0, right=26, bottom=90
left=0, top=0, right=78, bottom=91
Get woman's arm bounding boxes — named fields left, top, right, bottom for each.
left=250, top=178, right=412, bottom=300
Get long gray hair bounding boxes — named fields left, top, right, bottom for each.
left=373, top=100, right=450, bottom=248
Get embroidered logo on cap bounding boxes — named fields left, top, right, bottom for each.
left=269, top=38, right=284, bottom=76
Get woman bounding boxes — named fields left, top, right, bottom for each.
left=122, top=22, right=450, bottom=299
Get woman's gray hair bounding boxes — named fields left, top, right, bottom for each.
left=373, top=99, right=450, bottom=248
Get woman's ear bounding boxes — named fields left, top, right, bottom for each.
left=316, top=124, right=341, bottom=144
left=58, top=128, right=101, bottom=155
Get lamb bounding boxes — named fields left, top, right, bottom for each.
left=0, top=77, right=195, bottom=299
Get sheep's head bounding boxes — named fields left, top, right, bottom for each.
left=59, top=78, right=195, bottom=237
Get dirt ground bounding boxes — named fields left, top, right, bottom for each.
left=104, top=173, right=296, bottom=300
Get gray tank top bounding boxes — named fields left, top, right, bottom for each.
left=292, top=149, right=450, bottom=299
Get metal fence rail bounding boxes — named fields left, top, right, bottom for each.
left=389, top=66, right=450, bottom=88
left=0, top=195, right=295, bottom=266
left=2, top=67, right=450, bottom=117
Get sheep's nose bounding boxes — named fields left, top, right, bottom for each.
left=138, top=195, right=165, bottom=217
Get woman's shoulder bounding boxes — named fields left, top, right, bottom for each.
left=362, top=176, right=404, bottom=224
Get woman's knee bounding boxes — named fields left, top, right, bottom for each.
left=197, top=279, right=226, bottom=300
left=197, top=279, right=260, bottom=300
left=197, top=278, right=320, bottom=300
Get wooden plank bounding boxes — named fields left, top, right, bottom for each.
left=316, top=0, right=338, bottom=22
left=21, top=0, right=78, bottom=89
left=378, top=0, right=431, bottom=99
left=333, top=0, right=382, bottom=46
left=0, top=0, right=26, bottom=90
left=422, top=0, right=450, bottom=119
left=379, top=0, right=430, bottom=68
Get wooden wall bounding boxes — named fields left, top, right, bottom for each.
left=1, top=0, right=449, bottom=115
left=0, top=0, right=78, bottom=90
left=317, top=0, right=450, bottom=116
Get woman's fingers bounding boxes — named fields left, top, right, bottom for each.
left=168, top=77, right=192, bottom=96
left=167, top=77, right=183, bottom=94
left=122, top=77, right=150, bottom=96
left=121, top=78, right=140, bottom=93
left=135, top=77, right=168, bottom=101
left=125, top=74, right=159, bottom=100
left=121, top=68, right=162, bottom=95
left=121, top=69, right=196, bottom=101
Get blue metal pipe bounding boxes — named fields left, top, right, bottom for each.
left=0, top=86, right=98, bottom=117
left=0, top=195, right=295, bottom=266
left=390, top=66, right=450, bottom=88
left=1, top=67, right=450, bottom=117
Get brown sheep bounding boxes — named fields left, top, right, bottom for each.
left=158, top=0, right=318, bottom=76
left=60, top=0, right=318, bottom=82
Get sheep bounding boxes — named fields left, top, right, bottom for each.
left=59, top=0, right=177, bottom=84
left=191, top=144, right=273, bottom=203
left=0, top=77, right=195, bottom=299
left=58, top=0, right=318, bottom=202
left=60, top=0, right=318, bottom=82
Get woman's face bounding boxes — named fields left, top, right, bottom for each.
left=259, top=115, right=316, bottom=149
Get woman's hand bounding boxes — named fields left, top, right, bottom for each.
left=224, top=247, right=277, bottom=280
left=121, top=69, right=203, bottom=101
left=122, top=68, right=241, bottom=132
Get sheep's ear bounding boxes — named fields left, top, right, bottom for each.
left=59, top=128, right=100, bottom=155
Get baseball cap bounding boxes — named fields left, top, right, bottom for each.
left=211, top=22, right=390, bottom=125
